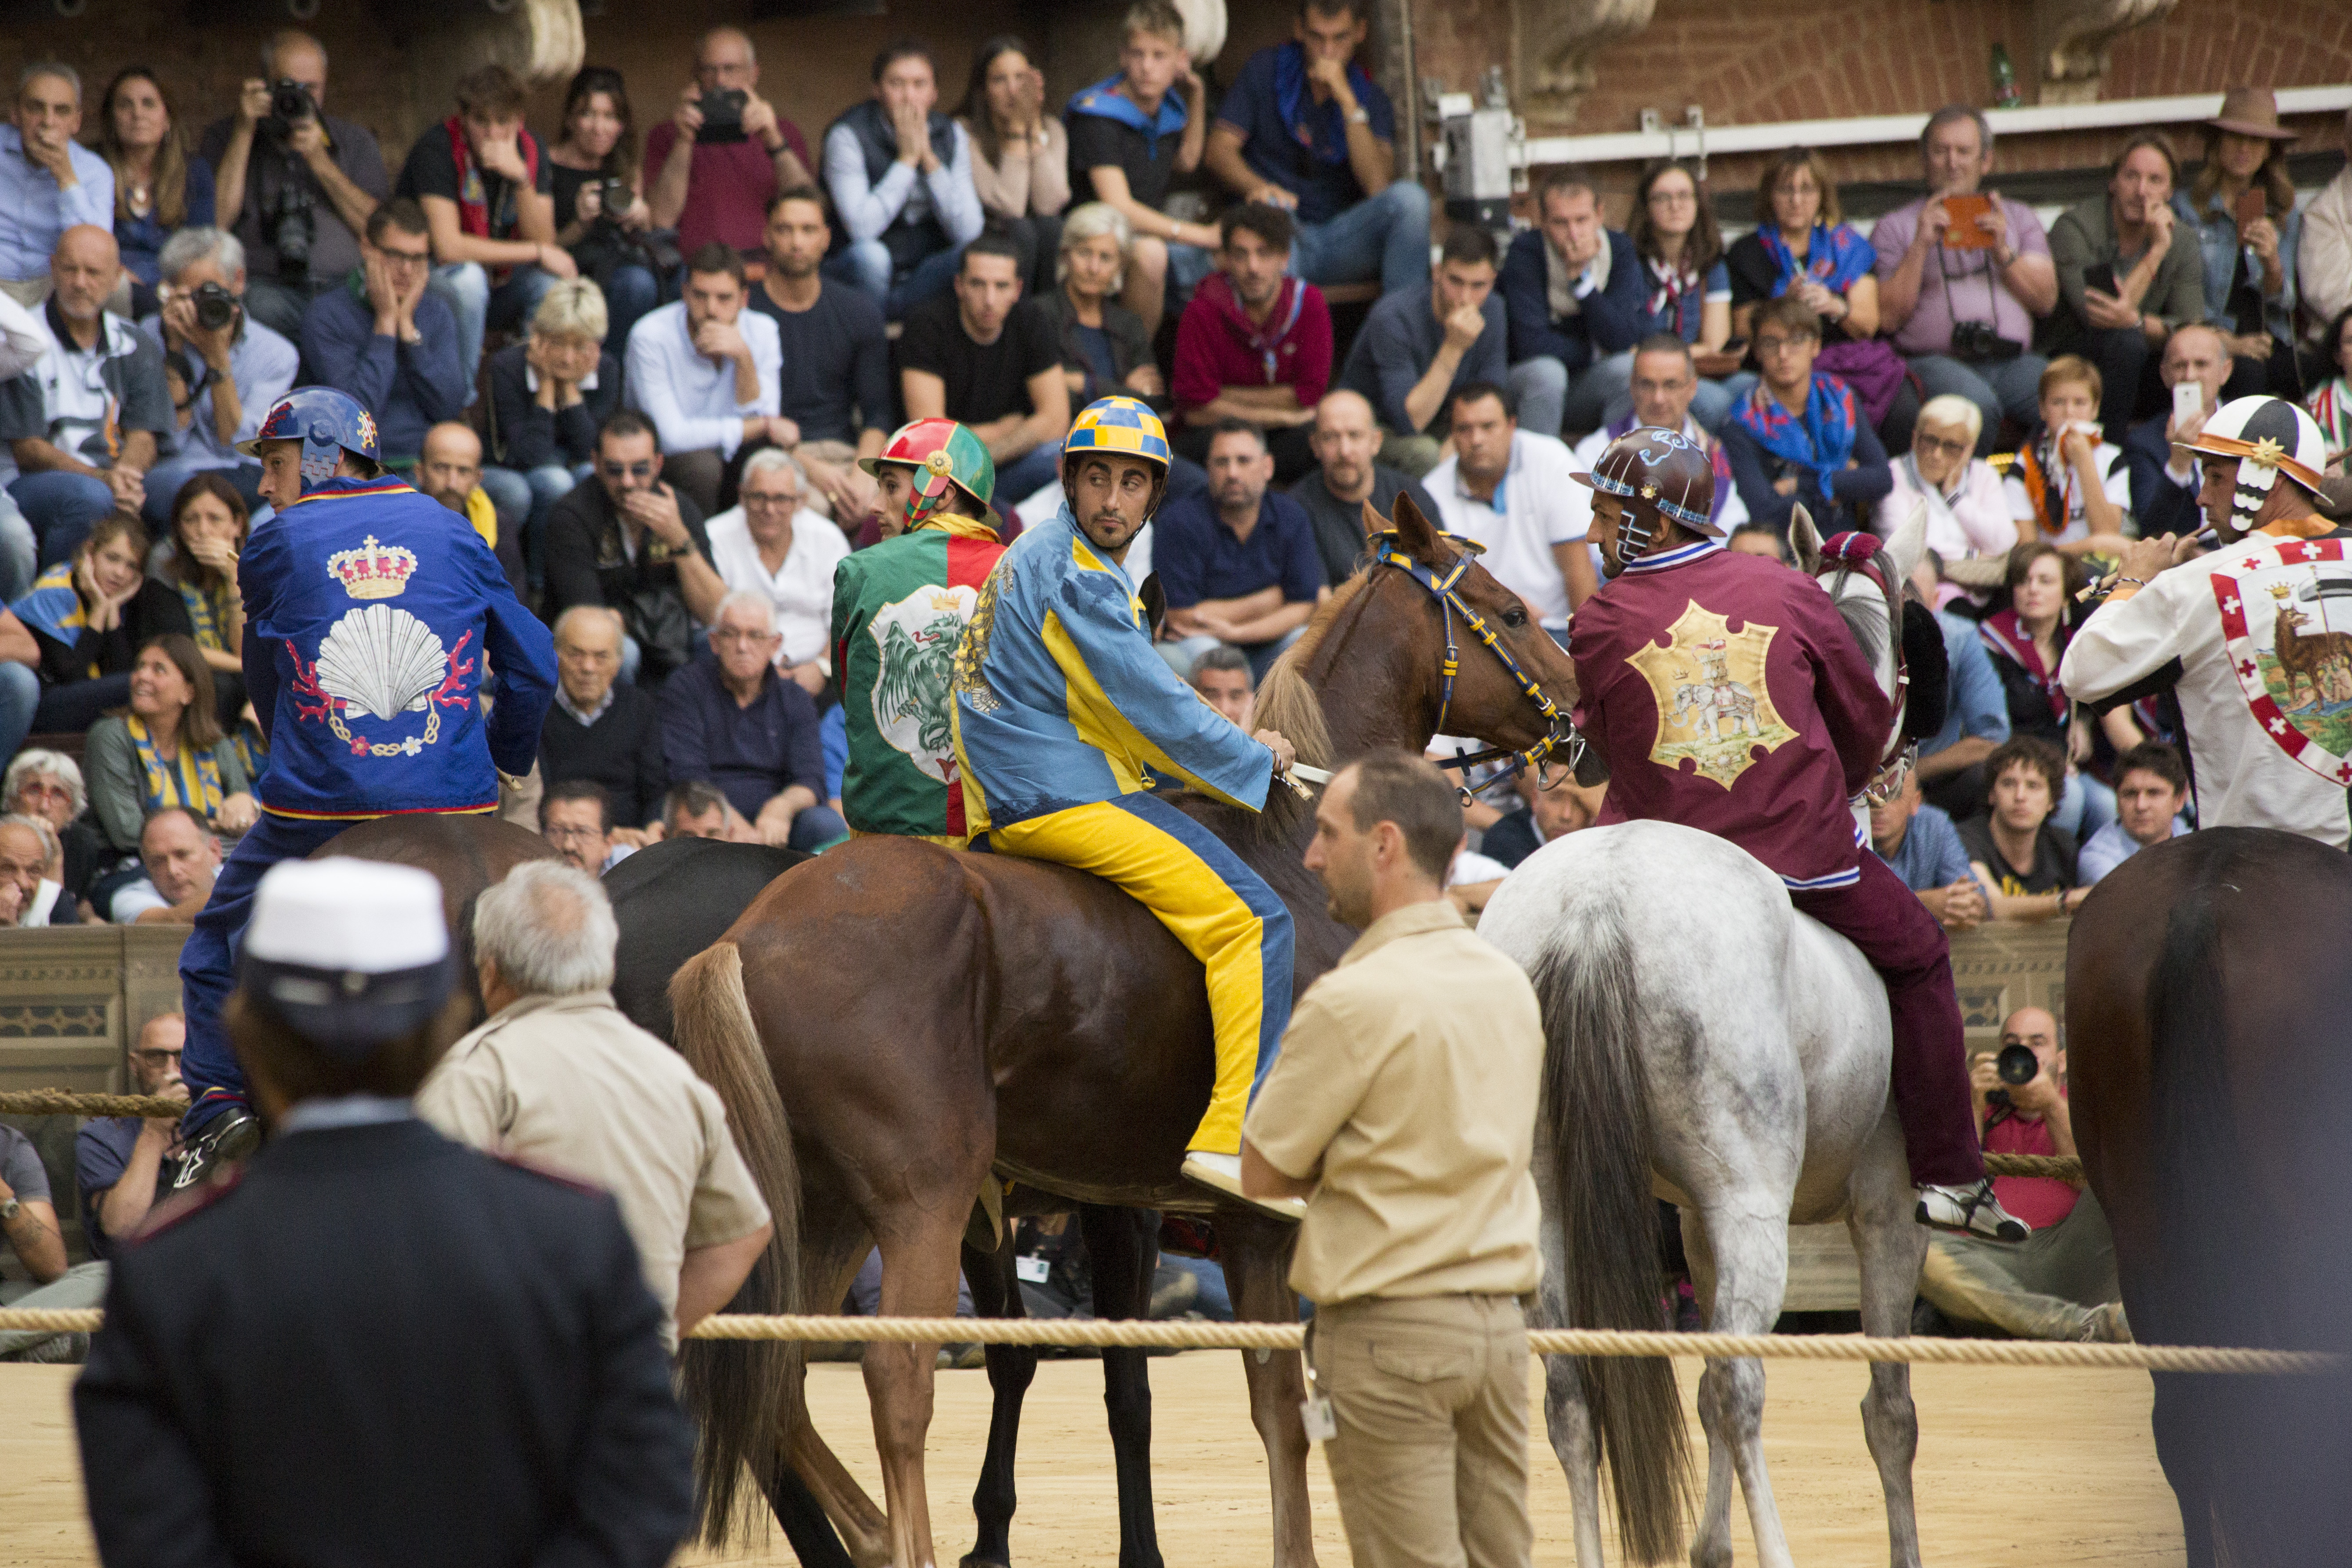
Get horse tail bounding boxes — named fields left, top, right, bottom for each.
left=2146, top=887, right=2248, bottom=1350
left=671, top=939, right=801, bottom=1548
left=1531, top=915, right=1692, bottom=1566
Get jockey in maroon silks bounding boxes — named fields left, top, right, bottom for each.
left=1566, top=425, right=2026, bottom=1241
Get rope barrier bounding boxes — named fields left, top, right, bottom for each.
left=1981, top=1153, right=2083, bottom=1180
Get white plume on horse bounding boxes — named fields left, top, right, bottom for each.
left=314, top=605, right=450, bottom=722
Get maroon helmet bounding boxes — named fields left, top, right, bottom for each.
left=1573, top=425, right=1719, bottom=561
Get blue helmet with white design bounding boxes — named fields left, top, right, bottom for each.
left=238, top=387, right=382, bottom=495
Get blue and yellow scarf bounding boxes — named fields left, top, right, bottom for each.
left=175, top=577, right=236, bottom=653
left=11, top=563, right=94, bottom=677
left=127, top=715, right=224, bottom=819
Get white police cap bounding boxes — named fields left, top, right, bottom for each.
left=239, top=858, right=455, bottom=1056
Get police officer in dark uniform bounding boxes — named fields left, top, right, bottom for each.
left=75, top=857, right=696, bottom=1566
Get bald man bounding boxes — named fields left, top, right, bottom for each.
left=1290, top=388, right=1439, bottom=586
left=2124, top=322, right=2233, bottom=540
left=646, top=28, right=814, bottom=258
left=0, top=225, right=170, bottom=567
left=418, top=421, right=527, bottom=598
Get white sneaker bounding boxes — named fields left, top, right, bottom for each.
left=1916, top=1180, right=2031, bottom=1242
left=1181, top=1152, right=1306, bottom=1222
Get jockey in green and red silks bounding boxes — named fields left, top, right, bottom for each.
left=175, top=388, right=555, bottom=1183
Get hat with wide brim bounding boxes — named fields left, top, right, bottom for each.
left=2206, top=87, right=2298, bottom=142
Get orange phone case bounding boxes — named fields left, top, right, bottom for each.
left=1942, top=194, right=1995, bottom=249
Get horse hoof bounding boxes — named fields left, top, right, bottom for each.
left=959, top=1555, right=1011, bottom=1568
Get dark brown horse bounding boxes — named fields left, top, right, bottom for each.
left=2067, top=827, right=2352, bottom=1568
left=311, top=813, right=557, bottom=1020
left=668, top=496, right=1583, bottom=1568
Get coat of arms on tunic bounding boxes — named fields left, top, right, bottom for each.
left=2212, top=538, right=2352, bottom=785
left=870, top=584, right=980, bottom=781
left=1624, top=599, right=1798, bottom=789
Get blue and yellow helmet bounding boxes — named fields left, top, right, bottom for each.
left=1063, top=396, right=1171, bottom=471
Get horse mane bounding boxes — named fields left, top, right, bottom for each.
left=1824, top=544, right=1894, bottom=674
left=1198, top=576, right=1367, bottom=845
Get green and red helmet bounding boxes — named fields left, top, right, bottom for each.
left=859, top=418, right=997, bottom=530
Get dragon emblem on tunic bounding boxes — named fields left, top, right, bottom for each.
left=870, top=585, right=980, bottom=778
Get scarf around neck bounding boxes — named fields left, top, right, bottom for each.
left=1273, top=43, right=1377, bottom=168
left=127, top=714, right=224, bottom=818
left=1198, top=271, right=1306, bottom=384
left=1759, top=222, right=1874, bottom=297
left=2310, top=377, right=2352, bottom=465
left=1733, top=374, right=1858, bottom=499
left=1065, top=71, right=1189, bottom=152
left=445, top=117, right=536, bottom=242
left=1979, top=608, right=2070, bottom=726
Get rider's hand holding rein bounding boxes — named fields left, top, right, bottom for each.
left=2103, top=532, right=2203, bottom=603
left=1257, top=729, right=1297, bottom=771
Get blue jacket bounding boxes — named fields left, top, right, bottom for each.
left=299, top=276, right=469, bottom=461
left=1500, top=227, right=1646, bottom=373
left=2124, top=413, right=2202, bottom=542
left=952, top=509, right=1272, bottom=832
left=242, top=476, right=557, bottom=819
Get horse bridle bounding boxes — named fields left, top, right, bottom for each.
left=1818, top=532, right=1914, bottom=805
left=1367, top=529, right=1587, bottom=794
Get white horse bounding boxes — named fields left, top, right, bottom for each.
left=1478, top=506, right=1936, bottom=1568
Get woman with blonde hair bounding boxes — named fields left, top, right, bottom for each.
left=1880, top=393, right=2016, bottom=561
left=1038, top=203, right=1161, bottom=406
left=483, top=279, right=623, bottom=587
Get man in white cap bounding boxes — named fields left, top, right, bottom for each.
left=2062, top=395, right=2352, bottom=846
left=74, top=858, right=695, bottom=1567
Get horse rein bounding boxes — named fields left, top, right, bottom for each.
left=1818, top=533, right=1915, bottom=805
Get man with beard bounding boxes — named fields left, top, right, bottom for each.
left=1288, top=389, right=1437, bottom=587
left=747, top=187, right=890, bottom=523
left=1151, top=420, right=1325, bottom=678
left=1170, top=203, right=1332, bottom=485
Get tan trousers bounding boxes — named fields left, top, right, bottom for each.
left=1311, top=1293, right=1533, bottom=1568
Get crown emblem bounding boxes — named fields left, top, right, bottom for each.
left=326, top=536, right=418, bottom=600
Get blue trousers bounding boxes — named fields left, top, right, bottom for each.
left=179, top=811, right=370, bottom=1131
left=1290, top=181, right=1434, bottom=295
left=11, top=471, right=115, bottom=567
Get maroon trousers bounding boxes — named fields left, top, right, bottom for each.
left=1789, top=854, right=1986, bottom=1187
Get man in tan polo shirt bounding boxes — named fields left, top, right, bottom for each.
left=417, top=859, right=772, bottom=1351
left=1242, top=751, right=1545, bottom=1568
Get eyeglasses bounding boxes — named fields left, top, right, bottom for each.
left=741, top=491, right=800, bottom=509
left=540, top=824, right=605, bottom=844
left=132, top=1048, right=183, bottom=1065
left=711, top=628, right=779, bottom=647
left=1648, top=188, right=1696, bottom=206
left=1913, top=432, right=1972, bottom=457
left=1752, top=335, right=1816, bottom=357
left=377, top=247, right=432, bottom=269
left=599, top=460, right=656, bottom=480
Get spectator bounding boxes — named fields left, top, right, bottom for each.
left=2077, top=739, right=2189, bottom=885
left=2177, top=90, right=2302, bottom=403
left=2, top=750, right=99, bottom=905
left=1867, top=771, right=1988, bottom=932
left=484, top=279, right=620, bottom=585
left=84, top=632, right=255, bottom=854
left=1, top=225, right=169, bottom=569
left=1064, top=1, right=1216, bottom=336
left=1721, top=296, right=1892, bottom=536
left=538, top=778, right=631, bottom=874
left=746, top=188, right=891, bottom=523
left=1173, top=204, right=1331, bottom=484
left=1427, top=381, right=1591, bottom=631
left=1872, top=106, right=2057, bottom=452
left=2044, top=134, right=2204, bottom=439
left=644, top=28, right=814, bottom=265
left=76, top=1012, right=187, bottom=1261
left=543, top=412, right=724, bottom=690
left=156, top=473, right=249, bottom=711
left=1039, top=202, right=1162, bottom=407
left=419, top=859, right=773, bottom=1347
left=1566, top=335, right=1748, bottom=547
left=0, top=1085, right=90, bottom=1360
left=2126, top=322, right=2232, bottom=540
left=545, top=68, right=660, bottom=352
left=1624, top=158, right=1733, bottom=429
left=2001, top=355, right=2131, bottom=557
left=1910, top=555, right=2013, bottom=822
left=958, top=36, right=1069, bottom=298
left=898, top=234, right=1071, bottom=503
left=105, top=805, right=221, bottom=925
left=705, top=447, right=848, bottom=695
left=1479, top=761, right=1601, bottom=869
left=0, top=64, right=114, bottom=304
left=540, top=606, right=665, bottom=835
left=660, top=778, right=736, bottom=840
left=1152, top=420, right=1324, bottom=678
left=1205, top=0, right=1432, bottom=297
left=662, top=590, right=843, bottom=850
left=397, top=64, right=572, bottom=394
left=1726, top=523, right=1787, bottom=561
left=2309, top=305, right=2352, bottom=471
left=624, top=243, right=781, bottom=518
left=2299, top=110, right=2352, bottom=395
left=0, top=811, right=74, bottom=926
left=138, top=227, right=297, bottom=528
left=1188, top=643, right=1255, bottom=727
left=1959, top=737, right=2086, bottom=920
left=94, top=68, right=215, bottom=300
left=1290, top=389, right=1438, bottom=587
left=417, top=423, right=527, bottom=598
left=823, top=40, right=986, bottom=315
left=1919, top=1007, right=2127, bottom=1342
left=1337, top=223, right=1507, bottom=477
left=12, top=513, right=191, bottom=732
left=203, top=31, right=389, bottom=342
left=1500, top=168, right=1644, bottom=439
left=1978, top=542, right=2123, bottom=837
left=300, top=200, right=467, bottom=469
left=1728, top=148, right=1903, bottom=431
left=1879, top=394, right=2016, bottom=560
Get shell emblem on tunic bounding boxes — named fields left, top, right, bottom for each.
left=1625, top=599, right=1799, bottom=790
left=314, top=604, right=451, bottom=722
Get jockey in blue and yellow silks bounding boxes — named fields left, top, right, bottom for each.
left=951, top=397, right=1302, bottom=1215
left=173, top=389, right=557, bottom=1184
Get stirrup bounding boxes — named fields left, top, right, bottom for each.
left=1915, top=1180, right=2030, bottom=1242
left=173, top=1108, right=262, bottom=1193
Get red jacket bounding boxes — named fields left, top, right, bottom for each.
left=1172, top=273, right=1333, bottom=417
left=1568, top=541, right=1891, bottom=889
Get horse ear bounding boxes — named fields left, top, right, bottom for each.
left=1358, top=499, right=1387, bottom=541
left=1885, top=500, right=1928, bottom=587
left=1788, top=505, right=1823, bottom=576
left=1138, top=572, right=1167, bottom=641
left=1389, top=491, right=1444, bottom=563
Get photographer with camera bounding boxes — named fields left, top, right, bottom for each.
left=645, top=29, right=812, bottom=266
left=547, top=69, right=662, bottom=352
left=1, top=65, right=117, bottom=306
left=396, top=64, right=573, bottom=398
left=1916, top=1006, right=2128, bottom=1342
left=202, top=31, right=389, bottom=344
left=138, top=228, right=297, bottom=529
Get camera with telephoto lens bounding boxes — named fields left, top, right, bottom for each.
left=696, top=88, right=748, bottom=144
left=269, top=177, right=316, bottom=282
left=1982, top=1042, right=2041, bottom=1108
left=189, top=281, right=237, bottom=331
left=261, top=79, right=320, bottom=142
left=1949, top=319, right=2021, bottom=364
left=596, top=176, right=631, bottom=223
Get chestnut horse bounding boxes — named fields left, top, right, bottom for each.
left=667, top=496, right=1583, bottom=1568
left=2067, top=827, right=2352, bottom=1568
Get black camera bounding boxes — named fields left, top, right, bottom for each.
left=1982, top=1042, right=2041, bottom=1108
left=596, top=176, right=631, bottom=221
left=270, top=178, right=316, bottom=283
left=189, top=281, right=237, bottom=331
left=1949, top=319, right=2021, bottom=364
left=261, top=79, right=319, bottom=142
left=696, top=88, right=748, bottom=145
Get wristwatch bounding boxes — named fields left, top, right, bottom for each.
left=1345, top=107, right=1371, bottom=127
left=0, top=1196, right=19, bottom=1224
